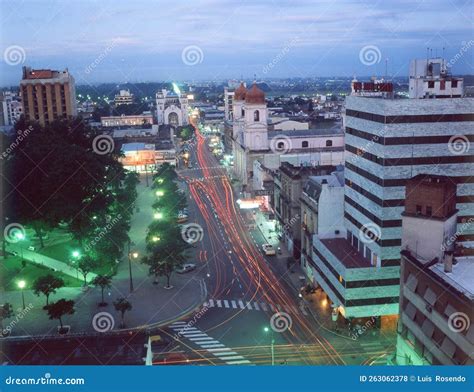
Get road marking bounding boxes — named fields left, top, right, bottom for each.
left=253, top=302, right=260, bottom=311
left=201, top=343, right=225, bottom=348
left=213, top=351, right=238, bottom=357
left=221, top=355, right=245, bottom=361
left=223, top=300, right=229, bottom=308
left=245, top=301, right=252, bottom=310
left=260, top=302, right=268, bottom=311
left=189, top=337, right=215, bottom=342
left=182, top=332, right=208, bottom=338
left=231, top=300, right=237, bottom=308
left=226, top=360, right=251, bottom=365
left=208, top=299, right=215, bottom=307
left=216, top=300, right=222, bottom=307
left=238, top=300, right=245, bottom=309
left=206, top=348, right=232, bottom=353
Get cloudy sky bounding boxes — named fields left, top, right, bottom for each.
left=0, top=0, right=472, bottom=86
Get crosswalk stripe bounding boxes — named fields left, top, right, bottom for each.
left=213, top=351, right=238, bottom=357
left=231, top=300, right=237, bottom=308
left=226, top=360, right=251, bottom=365
left=189, top=337, right=214, bottom=342
left=208, top=299, right=215, bottom=307
left=260, top=302, right=268, bottom=311
left=183, top=333, right=207, bottom=337
left=201, top=343, right=225, bottom=348
left=206, top=348, right=232, bottom=353
left=253, top=302, right=260, bottom=310
left=172, top=327, right=198, bottom=333
left=221, top=355, right=245, bottom=361
left=245, top=301, right=252, bottom=310
left=170, top=321, right=187, bottom=326
left=238, top=300, right=245, bottom=309
left=223, top=300, right=229, bottom=308
left=216, top=300, right=222, bottom=307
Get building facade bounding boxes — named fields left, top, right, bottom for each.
left=114, top=89, right=134, bottom=106
left=156, top=89, right=189, bottom=127
left=101, top=114, right=153, bottom=127
left=0, top=91, right=22, bottom=128
left=20, top=66, right=77, bottom=126
left=397, top=175, right=473, bottom=365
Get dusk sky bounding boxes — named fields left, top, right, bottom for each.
left=1, top=0, right=472, bottom=86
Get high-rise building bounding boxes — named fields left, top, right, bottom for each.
left=20, top=66, right=77, bottom=126
left=114, top=89, right=134, bottom=106
left=397, top=174, right=473, bottom=365
left=0, top=91, right=22, bottom=128
left=310, top=57, right=473, bottom=320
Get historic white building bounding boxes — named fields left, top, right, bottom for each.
left=156, top=89, right=189, bottom=127
left=231, top=82, right=344, bottom=191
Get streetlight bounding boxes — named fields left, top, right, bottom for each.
left=71, top=250, right=81, bottom=280
left=18, top=280, right=26, bottom=310
left=264, top=326, right=275, bottom=366
left=153, top=212, right=163, bottom=220
left=127, top=240, right=138, bottom=293
left=152, top=236, right=160, bottom=242
left=155, top=190, right=164, bottom=197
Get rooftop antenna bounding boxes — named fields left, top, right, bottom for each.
left=253, top=73, right=257, bottom=83
left=385, top=58, right=388, bottom=80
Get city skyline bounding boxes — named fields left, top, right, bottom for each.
left=1, top=0, right=473, bottom=86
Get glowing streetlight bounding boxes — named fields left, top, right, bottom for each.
left=152, top=236, right=161, bottom=242
left=155, top=190, right=164, bottom=197
left=263, top=326, right=275, bottom=366
left=18, top=280, right=26, bottom=310
left=154, top=212, right=163, bottom=220
left=72, top=250, right=81, bottom=259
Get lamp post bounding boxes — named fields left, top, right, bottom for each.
left=71, top=250, right=81, bottom=280
left=264, top=326, right=275, bottom=366
left=128, top=240, right=138, bottom=293
left=18, top=280, right=26, bottom=310
left=15, top=232, right=25, bottom=261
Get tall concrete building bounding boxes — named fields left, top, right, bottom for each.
left=20, top=66, right=77, bottom=126
left=311, top=58, right=473, bottom=320
left=397, top=174, right=473, bottom=365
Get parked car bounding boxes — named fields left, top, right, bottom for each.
left=262, top=244, right=276, bottom=256
left=176, top=263, right=196, bottom=274
left=27, top=245, right=36, bottom=251
left=177, top=214, right=189, bottom=223
left=9, top=250, right=18, bottom=256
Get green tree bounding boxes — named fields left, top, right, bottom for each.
left=0, top=303, right=14, bottom=333
left=113, top=297, right=132, bottom=328
left=46, top=299, right=75, bottom=329
left=32, top=274, right=65, bottom=307
left=92, top=275, right=112, bottom=306
left=77, top=256, right=99, bottom=286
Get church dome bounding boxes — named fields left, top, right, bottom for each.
left=245, top=83, right=265, bottom=104
left=234, top=82, right=247, bottom=100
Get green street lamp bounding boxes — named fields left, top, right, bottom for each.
left=154, top=212, right=163, bottom=220
left=18, top=280, right=26, bottom=310
left=72, top=250, right=81, bottom=259
left=155, top=190, right=164, bottom=197
left=152, top=236, right=161, bottom=242
left=264, top=326, right=275, bottom=366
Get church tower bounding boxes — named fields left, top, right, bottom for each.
left=242, top=83, right=268, bottom=151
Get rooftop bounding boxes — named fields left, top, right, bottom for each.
left=320, top=238, right=372, bottom=269
left=430, top=256, right=474, bottom=301
left=267, top=122, right=343, bottom=139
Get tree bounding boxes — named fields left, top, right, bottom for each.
left=46, top=299, right=75, bottom=329
left=92, top=275, right=112, bottom=306
left=77, top=256, right=99, bottom=286
left=32, top=274, right=65, bottom=307
left=113, top=297, right=132, bottom=328
left=0, top=303, right=14, bottom=333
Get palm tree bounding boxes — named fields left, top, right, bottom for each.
left=46, top=299, right=75, bottom=332
left=92, top=275, right=112, bottom=306
left=113, top=297, right=132, bottom=328
left=32, top=274, right=65, bottom=307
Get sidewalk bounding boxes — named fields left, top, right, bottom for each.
left=1, top=177, right=207, bottom=338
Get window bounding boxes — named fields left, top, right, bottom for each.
left=416, top=205, right=422, bottom=215
left=428, top=81, right=435, bottom=88
left=241, top=109, right=245, bottom=117
left=325, top=140, right=333, bottom=147
left=302, top=141, right=309, bottom=148
left=253, top=110, right=259, bottom=121
left=440, top=80, right=446, bottom=90
left=452, top=80, right=458, bottom=88
left=426, top=206, right=432, bottom=216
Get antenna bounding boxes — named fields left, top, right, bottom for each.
left=385, top=58, right=388, bottom=80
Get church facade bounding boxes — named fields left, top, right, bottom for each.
left=156, top=89, right=189, bottom=127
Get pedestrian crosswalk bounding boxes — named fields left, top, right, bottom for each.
left=203, top=298, right=308, bottom=316
left=169, top=321, right=251, bottom=365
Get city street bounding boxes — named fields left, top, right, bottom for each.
left=150, top=124, right=396, bottom=366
